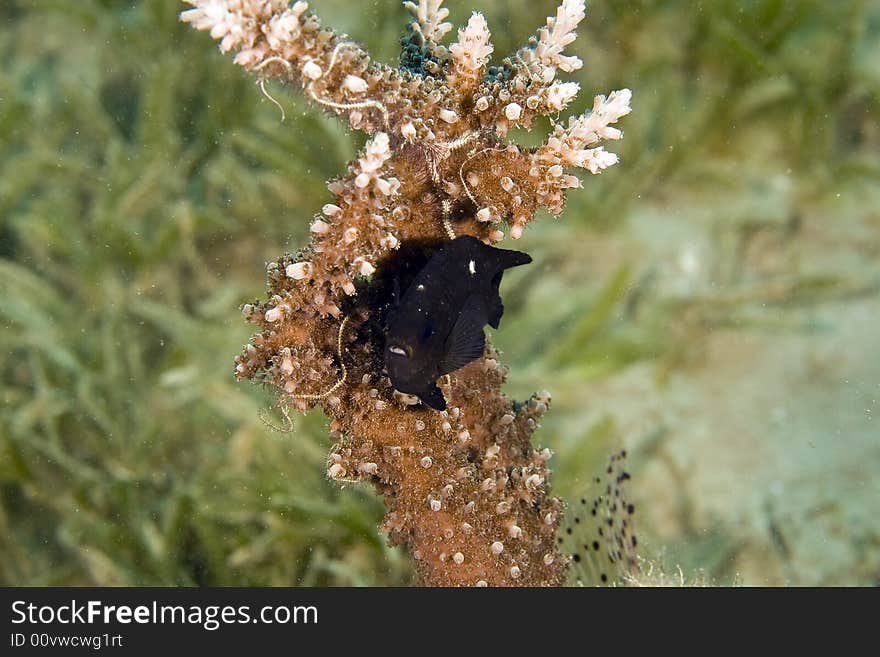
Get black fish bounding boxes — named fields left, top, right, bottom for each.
left=384, top=235, right=532, bottom=410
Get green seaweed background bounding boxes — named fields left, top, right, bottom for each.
left=1, top=0, right=878, bottom=586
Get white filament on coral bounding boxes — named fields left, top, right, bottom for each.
left=325, top=40, right=360, bottom=78
left=252, top=51, right=389, bottom=129
left=253, top=54, right=293, bottom=73
left=307, top=88, right=390, bottom=129
left=441, top=198, right=456, bottom=240
left=259, top=400, right=295, bottom=433
left=259, top=79, right=286, bottom=121
left=291, top=314, right=351, bottom=401
left=458, top=146, right=502, bottom=206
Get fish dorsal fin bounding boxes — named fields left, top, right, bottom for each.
left=440, top=294, right=487, bottom=374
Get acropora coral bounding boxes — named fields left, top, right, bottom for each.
left=181, top=0, right=631, bottom=586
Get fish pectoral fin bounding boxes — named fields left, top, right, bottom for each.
left=440, top=295, right=487, bottom=374
left=487, top=272, right=504, bottom=329
left=419, top=383, right=447, bottom=411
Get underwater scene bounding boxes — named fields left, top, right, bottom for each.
left=1, top=0, right=878, bottom=586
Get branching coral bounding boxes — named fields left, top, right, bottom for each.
left=182, top=0, right=631, bottom=586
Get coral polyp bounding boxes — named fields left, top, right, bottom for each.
left=182, top=0, right=631, bottom=586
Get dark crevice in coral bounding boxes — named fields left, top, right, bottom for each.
left=398, top=28, right=446, bottom=78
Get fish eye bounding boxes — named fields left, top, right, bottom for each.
left=388, top=345, right=408, bottom=358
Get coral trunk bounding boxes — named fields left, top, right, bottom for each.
left=183, top=0, right=631, bottom=586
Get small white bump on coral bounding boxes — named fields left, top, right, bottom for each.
left=438, top=108, right=459, bottom=124
left=475, top=207, right=493, bottom=222
left=286, top=261, right=311, bottom=279
left=401, top=122, right=417, bottom=140
left=525, top=474, right=544, bottom=490
left=353, top=257, right=375, bottom=276
left=342, top=74, right=368, bottom=93
left=310, top=219, right=330, bottom=234
left=359, top=462, right=379, bottom=475
left=302, top=59, right=322, bottom=80
left=279, top=350, right=295, bottom=375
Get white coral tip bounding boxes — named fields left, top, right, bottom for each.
left=546, top=82, right=579, bottom=110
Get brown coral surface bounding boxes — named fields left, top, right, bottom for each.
left=182, top=0, right=630, bottom=586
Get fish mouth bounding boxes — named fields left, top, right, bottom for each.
left=415, top=383, right=446, bottom=411
left=388, top=377, right=425, bottom=396
left=388, top=378, right=446, bottom=411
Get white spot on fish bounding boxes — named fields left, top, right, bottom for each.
left=468, top=260, right=476, bottom=275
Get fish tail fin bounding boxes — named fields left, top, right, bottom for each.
left=495, top=248, right=532, bottom=271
